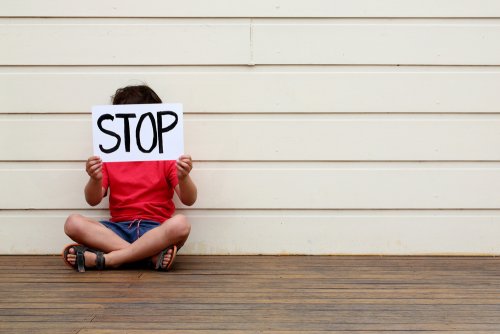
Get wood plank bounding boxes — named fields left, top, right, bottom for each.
left=3, top=0, right=500, bottom=18
left=2, top=69, right=499, bottom=114
left=2, top=286, right=500, bottom=299
left=6, top=306, right=500, bottom=318
left=0, top=19, right=250, bottom=65
left=5, top=323, right=500, bottom=331
left=4, top=114, right=500, bottom=161
left=253, top=20, right=500, bottom=65
left=1, top=256, right=500, bottom=333
left=73, top=332, right=500, bottom=334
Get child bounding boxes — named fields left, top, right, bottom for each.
left=62, top=85, right=197, bottom=272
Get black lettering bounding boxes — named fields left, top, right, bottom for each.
left=157, top=111, right=178, bottom=154
left=115, top=113, right=137, bottom=152
left=136, top=112, right=157, bottom=153
left=97, top=114, right=121, bottom=154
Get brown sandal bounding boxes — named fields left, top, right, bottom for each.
left=62, top=243, right=105, bottom=273
left=154, top=245, right=177, bottom=271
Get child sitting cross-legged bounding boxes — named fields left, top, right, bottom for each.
left=62, top=85, right=197, bottom=272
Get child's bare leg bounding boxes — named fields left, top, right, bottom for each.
left=105, top=214, right=190, bottom=269
left=64, top=214, right=130, bottom=251
left=64, top=214, right=130, bottom=266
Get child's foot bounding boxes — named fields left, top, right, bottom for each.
left=151, top=246, right=177, bottom=271
left=62, top=244, right=106, bottom=272
left=66, top=247, right=98, bottom=268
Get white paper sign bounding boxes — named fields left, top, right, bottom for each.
left=92, top=103, right=183, bottom=162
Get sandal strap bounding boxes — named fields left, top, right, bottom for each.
left=155, top=245, right=177, bottom=271
left=95, top=251, right=105, bottom=270
left=67, top=245, right=105, bottom=272
left=75, top=249, right=85, bottom=273
left=155, top=249, right=167, bottom=270
left=74, top=246, right=86, bottom=273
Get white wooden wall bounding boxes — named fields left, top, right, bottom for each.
left=1, top=1, right=500, bottom=255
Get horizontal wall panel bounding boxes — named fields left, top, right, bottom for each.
left=253, top=20, right=500, bottom=65
left=2, top=0, right=500, bottom=18
left=4, top=19, right=500, bottom=66
left=2, top=210, right=500, bottom=255
left=0, top=19, right=250, bottom=65
left=2, top=163, right=500, bottom=209
left=2, top=69, right=500, bottom=114
left=3, top=115, right=500, bottom=161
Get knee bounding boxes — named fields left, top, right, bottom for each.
left=64, top=214, right=85, bottom=238
left=167, top=214, right=191, bottom=240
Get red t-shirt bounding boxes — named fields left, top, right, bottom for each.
left=101, top=161, right=178, bottom=223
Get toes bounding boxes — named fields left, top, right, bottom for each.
left=165, top=249, right=173, bottom=259
left=66, top=248, right=76, bottom=264
left=66, top=253, right=76, bottom=265
left=163, top=250, right=173, bottom=267
left=152, top=248, right=176, bottom=270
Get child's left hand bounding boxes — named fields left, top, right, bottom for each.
left=177, top=154, right=193, bottom=181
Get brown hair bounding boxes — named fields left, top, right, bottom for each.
left=112, top=85, right=162, bottom=105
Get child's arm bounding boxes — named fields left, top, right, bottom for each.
left=84, top=156, right=105, bottom=206
left=175, top=154, right=197, bottom=206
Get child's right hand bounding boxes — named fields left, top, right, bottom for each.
left=86, top=156, right=103, bottom=181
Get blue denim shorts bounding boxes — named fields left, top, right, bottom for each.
left=100, top=220, right=161, bottom=244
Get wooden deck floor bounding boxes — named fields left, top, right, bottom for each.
left=1, top=256, right=500, bottom=333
